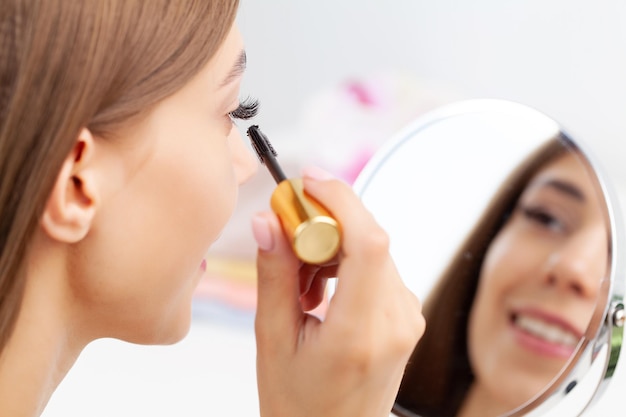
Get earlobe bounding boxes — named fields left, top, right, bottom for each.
left=41, top=128, right=99, bottom=243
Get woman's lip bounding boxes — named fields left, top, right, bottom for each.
left=200, top=259, right=207, bottom=273
left=511, top=307, right=584, bottom=339
left=510, top=324, right=577, bottom=359
left=508, top=306, right=584, bottom=359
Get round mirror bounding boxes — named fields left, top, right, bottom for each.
left=352, top=99, right=625, bottom=416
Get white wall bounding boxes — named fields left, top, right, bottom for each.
left=237, top=0, right=626, bottom=176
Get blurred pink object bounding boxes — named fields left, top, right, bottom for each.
left=297, top=72, right=462, bottom=183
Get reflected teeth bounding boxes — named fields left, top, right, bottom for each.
left=515, top=315, right=579, bottom=347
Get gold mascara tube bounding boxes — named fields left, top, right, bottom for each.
left=247, top=125, right=341, bottom=265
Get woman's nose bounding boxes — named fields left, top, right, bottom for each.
left=229, top=128, right=258, bottom=185
left=544, top=226, right=609, bottom=298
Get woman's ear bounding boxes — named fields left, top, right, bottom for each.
left=41, top=128, right=100, bottom=243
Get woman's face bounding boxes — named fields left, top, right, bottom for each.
left=467, top=150, right=610, bottom=409
left=70, top=24, right=257, bottom=344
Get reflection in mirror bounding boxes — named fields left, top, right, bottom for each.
left=352, top=100, right=618, bottom=417
left=396, top=137, right=610, bottom=417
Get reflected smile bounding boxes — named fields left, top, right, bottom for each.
left=510, top=311, right=583, bottom=351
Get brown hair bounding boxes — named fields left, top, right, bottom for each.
left=393, top=135, right=579, bottom=417
left=0, top=0, right=239, bottom=354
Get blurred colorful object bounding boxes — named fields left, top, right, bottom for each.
left=296, top=71, right=462, bottom=183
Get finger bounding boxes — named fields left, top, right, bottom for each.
left=299, top=262, right=337, bottom=297
left=300, top=276, right=328, bottom=312
left=299, top=263, right=321, bottom=296
left=301, top=167, right=389, bottom=265
left=253, top=211, right=303, bottom=345
left=301, top=168, right=396, bottom=314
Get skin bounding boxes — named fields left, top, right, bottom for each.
left=459, top=151, right=609, bottom=417
left=0, top=22, right=425, bottom=417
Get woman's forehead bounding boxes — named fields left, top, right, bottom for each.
left=529, top=152, right=593, bottom=190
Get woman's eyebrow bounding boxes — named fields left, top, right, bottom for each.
left=220, top=50, right=246, bottom=87
left=538, top=179, right=586, bottom=202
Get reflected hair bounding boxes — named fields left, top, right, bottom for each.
left=394, top=134, right=580, bottom=417
left=0, top=0, right=239, bottom=354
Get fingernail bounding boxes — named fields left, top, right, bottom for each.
left=301, top=165, right=334, bottom=181
left=252, top=213, right=274, bottom=251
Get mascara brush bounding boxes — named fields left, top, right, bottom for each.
left=247, top=125, right=287, bottom=183
left=247, top=125, right=342, bottom=265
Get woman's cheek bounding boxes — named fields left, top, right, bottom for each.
left=480, top=234, right=513, bottom=288
left=195, top=163, right=239, bottom=247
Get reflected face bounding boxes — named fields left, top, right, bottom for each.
left=467, top=151, right=609, bottom=409
left=72, top=24, right=258, bottom=344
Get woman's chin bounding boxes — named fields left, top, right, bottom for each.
left=155, top=306, right=194, bottom=346
left=119, top=303, right=194, bottom=346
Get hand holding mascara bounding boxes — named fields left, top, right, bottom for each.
left=247, top=125, right=341, bottom=265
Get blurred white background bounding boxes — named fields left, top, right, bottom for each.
left=44, top=1, right=626, bottom=416
left=237, top=0, right=626, bottom=175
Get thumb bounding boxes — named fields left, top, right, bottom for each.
left=252, top=211, right=302, bottom=344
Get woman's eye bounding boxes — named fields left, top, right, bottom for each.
left=520, top=205, right=565, bottom=233
left=229, top=96, right=260, bottom=123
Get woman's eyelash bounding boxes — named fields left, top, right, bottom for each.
left=520, top=205, right=564, bottom=232
left=229, top=97, right=260, bottom=120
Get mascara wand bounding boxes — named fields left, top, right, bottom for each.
left=246, top=124, right=342, bottom=265
left=247, top=125, right=287, bottom=183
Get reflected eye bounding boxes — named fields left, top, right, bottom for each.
left=229, top=97, right=260, bottom=123
left=520, top=205, right=565, bottom=233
